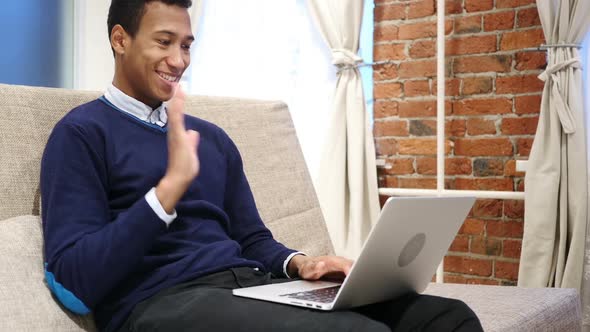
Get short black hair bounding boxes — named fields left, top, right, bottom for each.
left=107, top=0, right=192, bottom=41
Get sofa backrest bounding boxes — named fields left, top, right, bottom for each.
left=0, top=83, right=333, bottom=256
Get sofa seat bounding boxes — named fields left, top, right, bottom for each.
left=424, top=283, right=581, bottom=331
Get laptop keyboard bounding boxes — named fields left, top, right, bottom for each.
left=280, top=285, right=341, bottom=303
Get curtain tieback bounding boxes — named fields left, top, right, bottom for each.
left=332, top=49, right=363, bottom=74
left=538, top=57, right=582, bottom=135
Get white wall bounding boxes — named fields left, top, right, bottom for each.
left=74, top=0, right=113, bottom=91
left=60, top=1, right=75, bottom=88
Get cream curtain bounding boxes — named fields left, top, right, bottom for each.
left=519, top=0, right=590, bottom=328
left=306, top=0, right=380, bottom=259
left=583, top=32, right=590, bottom=332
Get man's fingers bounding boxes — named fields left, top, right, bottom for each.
left=343, top=264, right=352, bottom=275
left=187, top=130, right=200, bottom=150
left=303, top=257, right=353, bottom=279
left=332, top=257, right=353, bottom=275
left=167, top=85, right=187, bottom=134
left=315, top=261, right=327, bottom=272
left=299, top=261, right=329, bottom=280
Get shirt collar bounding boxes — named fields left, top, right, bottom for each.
left=104, top=84, right=168, bottom=127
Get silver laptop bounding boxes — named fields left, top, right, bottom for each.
left=232, top=196, right=476, bottom=310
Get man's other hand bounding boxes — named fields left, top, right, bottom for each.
left=287, top=255, right=353, bottom=281
left=156, top=86, right=200, bottom=214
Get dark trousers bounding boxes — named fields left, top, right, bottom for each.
left=118, top=268, right=483, bottom=332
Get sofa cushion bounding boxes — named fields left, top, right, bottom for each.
left=424, top=283, right=582, bottom=331
left=184, top=96, right=334, bottom=256
left=0, top=84, right=100, bottom=221
left=0, top=215, right=95, bottom=331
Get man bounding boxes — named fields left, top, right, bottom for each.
left=40, top=0, right=483, bottom=331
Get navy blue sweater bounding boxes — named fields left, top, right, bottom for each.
left=40, top=98, right=296, bottom=332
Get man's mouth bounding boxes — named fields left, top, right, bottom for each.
left=157, top=71, right=180, bottom=83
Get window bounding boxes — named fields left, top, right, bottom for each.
left=188, top=0, right=374, bottom=183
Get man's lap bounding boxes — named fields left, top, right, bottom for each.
left=124, top=286, right=390, bottom=331
left=117, top=268, right=481, bottom=332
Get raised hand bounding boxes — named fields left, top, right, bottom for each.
left=156, top=85, right=200, bottom=213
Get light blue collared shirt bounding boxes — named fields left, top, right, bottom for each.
left=104, top=84, right=169, bottom=127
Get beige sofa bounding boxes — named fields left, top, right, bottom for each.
left=0, top=83, right=582, bottom=331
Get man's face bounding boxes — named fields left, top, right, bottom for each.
left=118, top=2, right=193, bottom=108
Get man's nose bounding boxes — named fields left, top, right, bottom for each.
left=166, top=47, right=186, bottom=70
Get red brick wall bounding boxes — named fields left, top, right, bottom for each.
left=373, top=0, right=546, bottom=285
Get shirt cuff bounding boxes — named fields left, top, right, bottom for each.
left=283, top=252, right=306, bottom=278
left=145, top=187, right=177, bottom=226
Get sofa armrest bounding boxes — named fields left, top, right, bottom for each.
left=0, top=215, right=96, bottom=331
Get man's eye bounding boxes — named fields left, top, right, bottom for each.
left=182, top=44, right=191, bottom=51
left=157, top=39, right=171, bottom=46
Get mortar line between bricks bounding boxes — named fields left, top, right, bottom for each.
left=446, top=252, right=521, bottom=262
left=375, top=16, right=540, bottom=28
left=375, top=5, right=539, bottom=24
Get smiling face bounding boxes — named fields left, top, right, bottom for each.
left=110, top=2, right=193, bottom=108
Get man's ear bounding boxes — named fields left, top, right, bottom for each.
left=111, top=25, right=128, bottom=56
